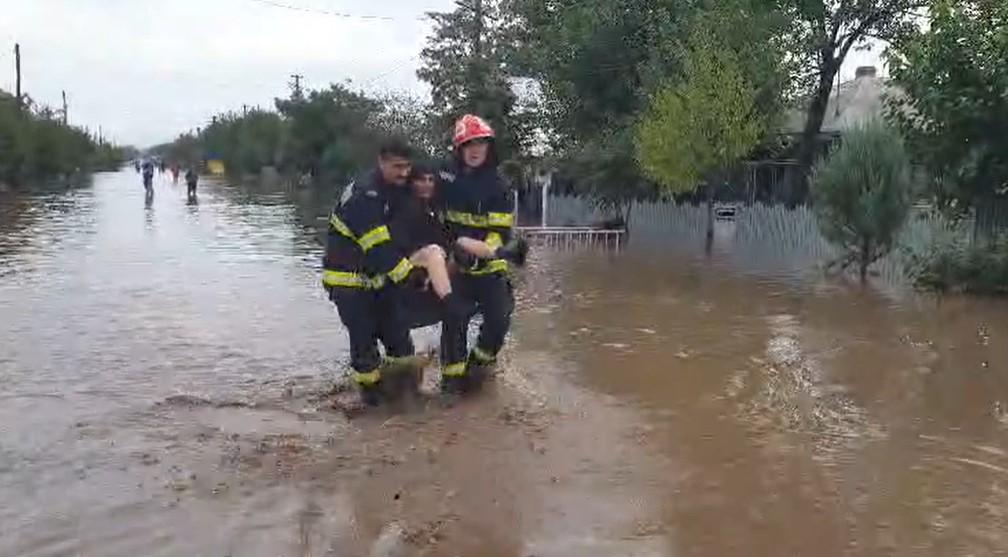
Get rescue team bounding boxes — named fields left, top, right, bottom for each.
left=323, top=114, right=529, bottom=406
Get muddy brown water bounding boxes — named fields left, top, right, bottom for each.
left=1, top=170, right=1007, bottom=556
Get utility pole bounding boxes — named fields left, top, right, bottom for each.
left=289, top=73, right=304, bottom=99
left=14, top=43, right=21, bottom=108
left=62, top=90, right=68, bottom=125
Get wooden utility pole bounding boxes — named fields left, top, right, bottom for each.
left=62, top=90, right=68, bottom=125
left=289, top=74, right=304, bottom=98
left=14, top=43, right=22, bottom=108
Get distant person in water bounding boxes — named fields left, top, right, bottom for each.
left=170, top=163, right=180, bottom=184
left=141, top=159, right=155, bottom=191
left=185, top=167, right=198, bottom=198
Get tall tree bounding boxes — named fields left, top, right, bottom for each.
left=886, top=0, right=1008, bottom=216
left=505, top=0, right=789, bottom=203
left=418, top=0, right=526, bottom=160
left=367, top=92, right=441, bottom=159
left=636, top=35, right=764, bottom=251
left=275, top=84, right=381, bottom=182
left=782, top=0, right=925, bottom=203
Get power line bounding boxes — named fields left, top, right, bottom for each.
left=245, top=0, right=431, bottom=21
left=359, top=55, right=420, bottom=90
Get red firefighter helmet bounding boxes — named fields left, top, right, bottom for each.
left=452, top=114, right=495, bottom=148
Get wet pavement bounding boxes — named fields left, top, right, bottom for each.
left=1, top=170, right=1007, bottom=556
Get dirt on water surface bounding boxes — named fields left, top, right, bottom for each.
left=1, top=170, right=1007, bottom=556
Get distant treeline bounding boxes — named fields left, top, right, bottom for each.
left=0, top=90, right=134, bottom=188
left=151, top=85, right=440, bottom=186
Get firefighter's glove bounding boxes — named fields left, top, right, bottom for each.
left=493, top=237, right=529, bottom=267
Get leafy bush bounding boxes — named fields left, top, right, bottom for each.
left=909, top=234, right=1008, bottom=294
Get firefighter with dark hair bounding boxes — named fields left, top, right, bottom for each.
left=323, top=138, right=423, bottom=406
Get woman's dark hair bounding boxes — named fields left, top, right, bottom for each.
left=409, top=161, right=436, bottom=181
left=378, top=136, right=414, bottom=160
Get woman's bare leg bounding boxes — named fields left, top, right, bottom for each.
left=410, top=245, right=452, bottom=299
left=456, top=237, right=496, bottom=258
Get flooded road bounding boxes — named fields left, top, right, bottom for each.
left=2, top=170, right=1007, bottom=556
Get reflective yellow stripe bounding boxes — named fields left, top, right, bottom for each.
left=471, top=346, right=496, bottom=364
left=387, top=258, right=414, bottom=283
left=322, top=270, right=386, bottom=289
left=485, top=232, right=503, bottom=250
left=329, top=214, right=356, bottom=240
left=487, top=212, right=514, bottom=228
left=446, top=210, right=514, bottom=229
left=354, top=369, right=381, bottom=386
left=462, top=258, right=509, bottom=276
left=443, top=362, right=467, bottom=377
left=445, top=210, right=488, bottom=228
left=358, top=225, right=391, bottom=252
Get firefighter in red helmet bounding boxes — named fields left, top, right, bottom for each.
left=437, top=114, right=528, bottom=395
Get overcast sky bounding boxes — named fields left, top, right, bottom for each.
left=0, top=0, right=453, bottom=147
left=1, top=0, right=881, bottom=148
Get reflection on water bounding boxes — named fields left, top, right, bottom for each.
left=1, top=170, right=1007, bottom=556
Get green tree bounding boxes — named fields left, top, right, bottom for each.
left=367, top=92, right=441, bottom=158
left=505, top=0, right=690, bottom=190
left=504, top=0, right=789, bottom=208
left=418, top=0, right=527, bottom=159
left=0, top=89, right=130, bottom=187
left=202, top=110, right=285, bottom=175
left=887, top=0, right=1008, bottom=217
left=781, top=0, right=925, bottom=203
left=812, top=121, right=913, bottom=281
left=275, top=84, right=382, bottom=182
left=636, top=37, right=764, bottom=251
left=556, top=128, right=657, bottom=227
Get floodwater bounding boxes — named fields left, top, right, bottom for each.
left=1, top=170, right=1007, bottom=556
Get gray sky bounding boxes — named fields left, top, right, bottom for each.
left=1, top=0, right=881, bottom=148
left=1, top=0, right=453, bottom=147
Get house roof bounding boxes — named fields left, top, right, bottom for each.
left=783, top=67, right=902, bottom=134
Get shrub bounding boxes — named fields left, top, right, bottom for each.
left=812, top=121, right=913, bottom=281
left=909, top=235, right=1008, bottom=294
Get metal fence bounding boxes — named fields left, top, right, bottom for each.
left=537, top=194, right=984, bottom=283
left=517, top=226, right=624, bottom=251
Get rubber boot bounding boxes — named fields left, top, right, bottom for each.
left=440, top=373, right=471, bottom=396
left=465, top=352, right=494, bottom=390
left=380, top=357, right=424, bottom=400
left=439, top=373, right=473, bottom=408
left=359, top=383, right=383, bottom=407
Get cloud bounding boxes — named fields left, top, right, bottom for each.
left=0, top=0, right=882, bottom=147
left=0, top=0, right=451, bottom=146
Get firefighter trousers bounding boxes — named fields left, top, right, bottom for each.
left=440, top=273, right=513, bottom=376
left=331, top=286, right=415, bottom=383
